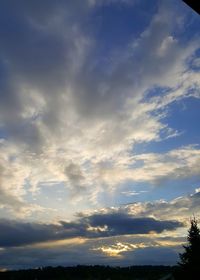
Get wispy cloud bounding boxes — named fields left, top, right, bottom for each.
left=0, top=0, right=199, bottom=217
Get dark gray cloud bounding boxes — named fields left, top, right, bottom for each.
left=0, top=211, right=182, bottom=248
left=0, top=238, right=181, bottom=270
left=0, top=0, right=93, bottom=151
left=81, top=212, right=182, bottom=235
left=65, top=162, right=86, bottom=193
left=0, top=219, right=63, bottom=247
left=122, top=246, right=179, bottom=266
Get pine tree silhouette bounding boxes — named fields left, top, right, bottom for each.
left=178, top=217, right=200, bottom=278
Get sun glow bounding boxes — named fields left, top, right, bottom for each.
left=93, top=242, right=147, bottom=257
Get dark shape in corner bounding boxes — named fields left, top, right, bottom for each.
left=175, top=217, right=200, bottom=279
left=183, top=0, right=200, bottom=14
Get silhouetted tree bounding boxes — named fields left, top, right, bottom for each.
left=178, top=217, right=200, bottom=278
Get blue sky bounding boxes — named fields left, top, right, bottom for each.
left=0, top=0, right=200, bottom=270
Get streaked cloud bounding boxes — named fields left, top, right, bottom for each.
left=0, top=214, right=182, bottom=248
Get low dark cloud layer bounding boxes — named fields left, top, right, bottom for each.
left=0, top=212, right=183, bottom=248
left=0, top=242, right=180, bottom=270
left=82, top=213, right=182, bottom=235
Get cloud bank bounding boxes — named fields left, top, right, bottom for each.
left=0, top=215, right=182, bottom=248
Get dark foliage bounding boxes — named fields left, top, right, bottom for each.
left=175, top=217, right=200, bottom=279
left=0, top=265, right=176, bottom=280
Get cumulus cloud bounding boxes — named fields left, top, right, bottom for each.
left=126, top=189, right=200, bottom=223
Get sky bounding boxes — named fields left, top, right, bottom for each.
left=0, top=0, right=200, bottom=270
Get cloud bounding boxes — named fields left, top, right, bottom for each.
left=0, top=219, right=63, bottom=247
left=1, top=189, right=199, bottom=268
left=82, top=213, right=182, bottom=236
left=0, top=239, right=181, bottom=270
left=122, top=246, right=179, bottom=265
left=0, top=0, right=199, bottom=216
left=127, top=189, right=200, bottom=222
left=0, top=0, right=199, bottom=269
left=0, top=233, right=183, bottom=269
left=121, top=191, right=148, bottom=196
left=64, top=162, right=86, bottom=194
left=0, top=212, right=182, bottom=248
left=192, top=57, right=200, bottom=68
left=92, top=145, right=200, bottom=189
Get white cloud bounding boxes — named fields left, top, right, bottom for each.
left=0, top=0, right=199, bottom=218
left=127, top=189, right=200, bottom=223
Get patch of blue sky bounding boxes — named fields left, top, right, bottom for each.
left=114, top=175, right=200, bottom=206
left=116, top=181, right=151, bottom=204
left=0, top=127, right=8, bottom=140
left=147, top=176, right=200, bottom=202
left=163, top=96, right=200, bottom=145
left=24, top=180, right=67, bottom=205
left=159, top=0, right=199, bottom=45
left=90, top=0, right=158, bottom=60
left=175, top=3, right=200, bottom=43
left=96, top=181, right=150, bottom=207
left=144, top=85, right=171, bottom=101
left=25, top=181, right=97, bottom=220
left=187, top=48, right=200, bottom=71
left=133, top=96, right=200, bottom=155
